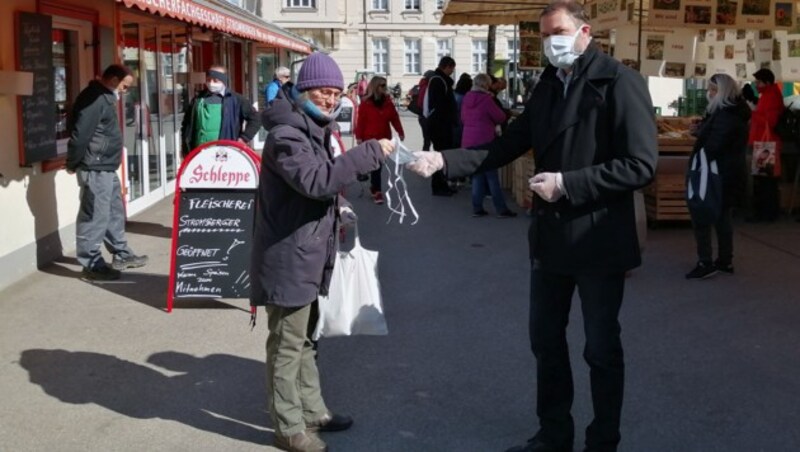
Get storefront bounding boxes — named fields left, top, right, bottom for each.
left=0, top=0, right=310, bottom=289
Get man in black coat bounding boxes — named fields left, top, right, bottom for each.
left=407, top=1, right=657, bottom=451
left=423, top=56, right=458, bottom=195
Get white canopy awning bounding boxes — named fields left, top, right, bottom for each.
left=440, top=0, right=547, bottom=25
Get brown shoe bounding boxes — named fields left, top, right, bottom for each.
left=306, top=412, right=353, bottom=433
left=273, top=431, right=327, bottom=452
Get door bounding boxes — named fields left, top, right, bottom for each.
left=120, top=15, right=180, bottom=215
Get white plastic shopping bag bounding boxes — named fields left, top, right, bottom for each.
left=313, top=226, right=388, bottom=339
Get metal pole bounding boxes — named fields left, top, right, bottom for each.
left=637, top=0, right=643, bottom=72
left=513, top=23, right=518, bottom=103
left=363, top=0, right=368, bottom=69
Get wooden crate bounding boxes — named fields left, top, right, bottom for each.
left=513, top=152, right=535, bottom=209
left=643, top=173, right=690, bottom=222
left=498, top=164, right=513, bottom=190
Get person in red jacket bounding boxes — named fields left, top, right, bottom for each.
left=354, top=76, right=405, bottom=204
left=748, top=68, right=784, bottom=222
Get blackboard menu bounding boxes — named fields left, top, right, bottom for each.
left=16, top=12, right=57, bottom=165
left=173, top=191, right=256, bottom=299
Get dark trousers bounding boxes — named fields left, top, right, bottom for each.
left=418, top=116, right=431, bottom=151
left=530, top=268, right=626, bottom=452
left=752, top=176, right=780, bottom=220
left=370, top=167, right=382, bottom=193
left=692, top=207, right=733, bottom=265
left=429, top=120, right=453, bottom=192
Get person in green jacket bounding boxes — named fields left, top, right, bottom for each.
left=180, top=65, right=260, bottom=157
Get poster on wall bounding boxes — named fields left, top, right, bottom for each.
left=648, top=0, right=795, bottom=30
left=614, top=25, right=698, bottom=77
left=586, top=0, right=638, bottom=31
left=518, top=21, right=544, bottom=69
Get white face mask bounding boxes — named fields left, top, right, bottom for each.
left=383, top=137, right=419, bottom=225
left=543, top=28, right=584, bottom=69
left=207, top=82, right=225, bottom=94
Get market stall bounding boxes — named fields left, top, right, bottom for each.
left=442, top=0, right=800, bottom=217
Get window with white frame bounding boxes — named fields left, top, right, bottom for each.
left=507, top=38, right=519, bottom=62
left=404, top=39, right=421, bottom=74
left=472, top=39, right=487, bottom=73
left=372, top=38, right=389, bottom=74
left=436, top=39, right=452, bottom=62
left=371, top=0, right=388, bottom=11
left=405, top=0, right=420, bottom=11
left=436, top=0, right=445, bottom=9
left=286, top=0, right=315, bottom=7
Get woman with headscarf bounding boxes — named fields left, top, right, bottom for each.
left=354, top=76, right=405, bottom=204
left=685, top=73, right=750, bottom=279
left=251, top=52, right=394, bottom=452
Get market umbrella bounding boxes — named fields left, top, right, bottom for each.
left=440, top=0, right=547, bottom=25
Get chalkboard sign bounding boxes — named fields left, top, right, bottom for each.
left=16, top=12, right=57, bottom=165
left=173, top=190, right=255, bottom=299
left=167, top=141, right=261, bottom=312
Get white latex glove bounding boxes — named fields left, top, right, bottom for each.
left=339, top=206, right=357, bottom=226
left=529, top=172, right=566, bottom=203
left=406, top=151, right=444, bottom=178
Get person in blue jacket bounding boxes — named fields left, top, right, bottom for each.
left=265, top=66, right=290, bottom=105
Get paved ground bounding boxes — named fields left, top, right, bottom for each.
left=2, top=112, right=800, bottom=451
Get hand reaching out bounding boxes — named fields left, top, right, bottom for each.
left=377, top=139, right=395, bottom=158
left=406, top=151, right=444, bottom=178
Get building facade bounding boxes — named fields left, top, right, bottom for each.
left=264, top=0, right=518, bottom=95
left=0, top=0, right=311, bottom=289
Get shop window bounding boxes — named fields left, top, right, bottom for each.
left=286, top=0, right=316, bottom=8
left=404, top=0, right=420, bottom=11
left=472, top=39, right=487, bottom=73
left=436, top=39, right=452, bottom=62
left=372, top=38, right=388, bottom=74
left=53, top=28, right=80, bottom=154
left=404, top=39, right=420, bottom=75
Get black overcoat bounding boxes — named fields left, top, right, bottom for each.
left=443, top=45, right=658, bottom=273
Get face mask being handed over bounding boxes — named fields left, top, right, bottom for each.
left=207, top=81, right=225, bottom=95
left=543, top=27, right=585, bottom=69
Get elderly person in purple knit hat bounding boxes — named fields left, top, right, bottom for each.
left=250, top=52, right=394, bottom=452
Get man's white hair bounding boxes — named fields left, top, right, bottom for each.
left=275, top=66, right=290, bottom=78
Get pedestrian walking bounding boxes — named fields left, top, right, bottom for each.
left=747, top=68, right=784, bottom=222
left=354, top=76, right=405, bottom=205
left=180, top=65, right=260, bottom=157
left=406, top=2, right=658, bottom=451
left=460, top=73, right=516, bottom=218
left=266, top=66, right=291, bottom=105
left=423, top=56, right=458, bottom=196
left=66, top=64, right=149, bottom=281
left=685, top=74, right=750, bottom=280
left=250, top=52, right=395, bottom=452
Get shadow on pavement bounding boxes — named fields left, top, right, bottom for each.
left=38, top=263, right=247, bottom=312
left=19, top=349, right=271, bottom=445
left=126, top=221, right=173, bottom=239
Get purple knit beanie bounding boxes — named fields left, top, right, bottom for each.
left=296, top=52, right=344, bottom=92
